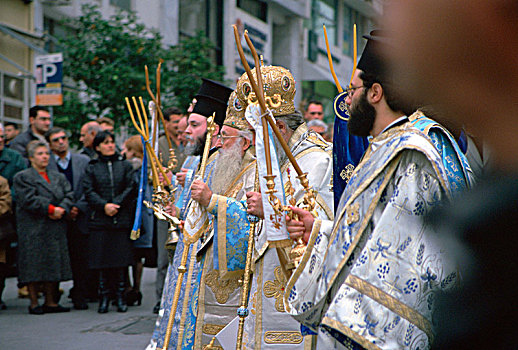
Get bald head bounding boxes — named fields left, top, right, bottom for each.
left=80, top=121, right=101, bottom=148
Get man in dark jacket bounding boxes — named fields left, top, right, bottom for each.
left=10, top=106, right=51, bottom=160
left=0, top=125, right=26, bottom=189
left=79, top=121, right=101, bottom=159
left=46, top=127, right=91, bottom=310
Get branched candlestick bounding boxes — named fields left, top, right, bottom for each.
left=167, top=148, right=178, bottom=173
left=233, top=25, right=320, bottom=271
left=126, top=91, right=180, bottom=255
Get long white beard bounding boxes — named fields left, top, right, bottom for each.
left=211, top=140, right=245, bottom=195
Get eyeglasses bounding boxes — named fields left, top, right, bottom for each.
left=50, top=135, right=67, bottom=142
left=217, top=135, right=241, bottom=144
left=345, top=85, right=365, bottom=98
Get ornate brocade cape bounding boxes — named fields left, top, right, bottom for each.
left=149, top=152, right=216, bottom=350
left=242, top=125, right=334, bottom=349
left=190, top=150, right=256, bottom=348
left=408, top=111, right=473, bottom=192
left=285, top=122, right=463, bottom=350
left=149, top=149, right=256, bottom=350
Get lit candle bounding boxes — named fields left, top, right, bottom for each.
left=323, top=25, right=343, bottom=93
left=348, top=24, right=358, bottom=87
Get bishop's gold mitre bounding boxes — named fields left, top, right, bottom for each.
left=235, top=65, right=296, bottom=117
left=224, top=89, right=250, bottom=131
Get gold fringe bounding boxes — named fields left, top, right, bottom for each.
left=130, top=229, right=140, bottom=240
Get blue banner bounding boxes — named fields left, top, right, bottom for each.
left=332, top=91, right=369, bottom=211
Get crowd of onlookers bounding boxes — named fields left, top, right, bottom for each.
left=0, top=105, right=189, bottom=315
left=303, top=100, right=334, bottom=142
left=0, top=100, right=330, bottom=315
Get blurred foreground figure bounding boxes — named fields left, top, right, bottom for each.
left=383, top=1, right=518, bottom=349
left=383, top=0, right=518, bottom=172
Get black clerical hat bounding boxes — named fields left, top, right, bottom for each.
left=357, top=30, right=391, bottom=78
left=192, top=78, right=233, bottom=128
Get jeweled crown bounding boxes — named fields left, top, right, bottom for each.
left=235, top=65, right=296, bottom=116
left=224, top=90, right=250, bottom=130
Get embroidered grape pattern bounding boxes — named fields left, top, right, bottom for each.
left=346, top=252, right=355, bottom=267
left=403, top=277, right=418, bottom=294
left=309, top=255, right=316, bottom=273
left=377, top=262, right=390, bottom=280
left=301, top=301, right=313, bottom=313
left=389, top=188, right=400, bottom=203
left=406, top=163, right=417, bottom=177
left=380, top=189, right=387, bottom=203
left=413, top=201, right=425, bottom=216
left=288, top=286, right=297, bottom=302
left=342, top=241, right=351, bottom=257
left=355, top=251, right=368, bottom=267
left=422, top=172, right=431, bottom=190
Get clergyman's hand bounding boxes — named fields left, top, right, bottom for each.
left=190, top=180, right=212, bottom=207
left=164, top=204, right=176, bottom=217
left=158, top=170, right=173, bottom=186
left=246, top=191, right=264, bottom=219
left=286, top=206, right=314, bottom=244
left=176, top=168, right=188, bottom=187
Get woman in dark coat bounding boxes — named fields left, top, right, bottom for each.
left=13, top=140, right=74, bottom=315
left=83, top=131, right=136, bottom=313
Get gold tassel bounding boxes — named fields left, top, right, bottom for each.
left=130, top=229, right=140, bottom=240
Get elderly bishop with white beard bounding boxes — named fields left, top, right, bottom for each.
left=181, top=89, right=258, bottom=348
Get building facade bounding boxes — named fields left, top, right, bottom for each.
left=0, top=0, right=380, bottom=127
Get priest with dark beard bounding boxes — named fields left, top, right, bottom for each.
left=173, top=78, right=232, bottom=220
left=148, top=79, right=233, bottom=350
left=283, top=32, right=472, bottom=349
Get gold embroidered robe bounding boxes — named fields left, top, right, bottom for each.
left=243, top=125, right=334, bottom=349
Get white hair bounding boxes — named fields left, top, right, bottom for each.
left=238, top=129, right=253, bottom=142
left=307, top=119, right=328, bottom=133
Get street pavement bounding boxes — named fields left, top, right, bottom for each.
left=0, top=267, right=159, bottom=349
